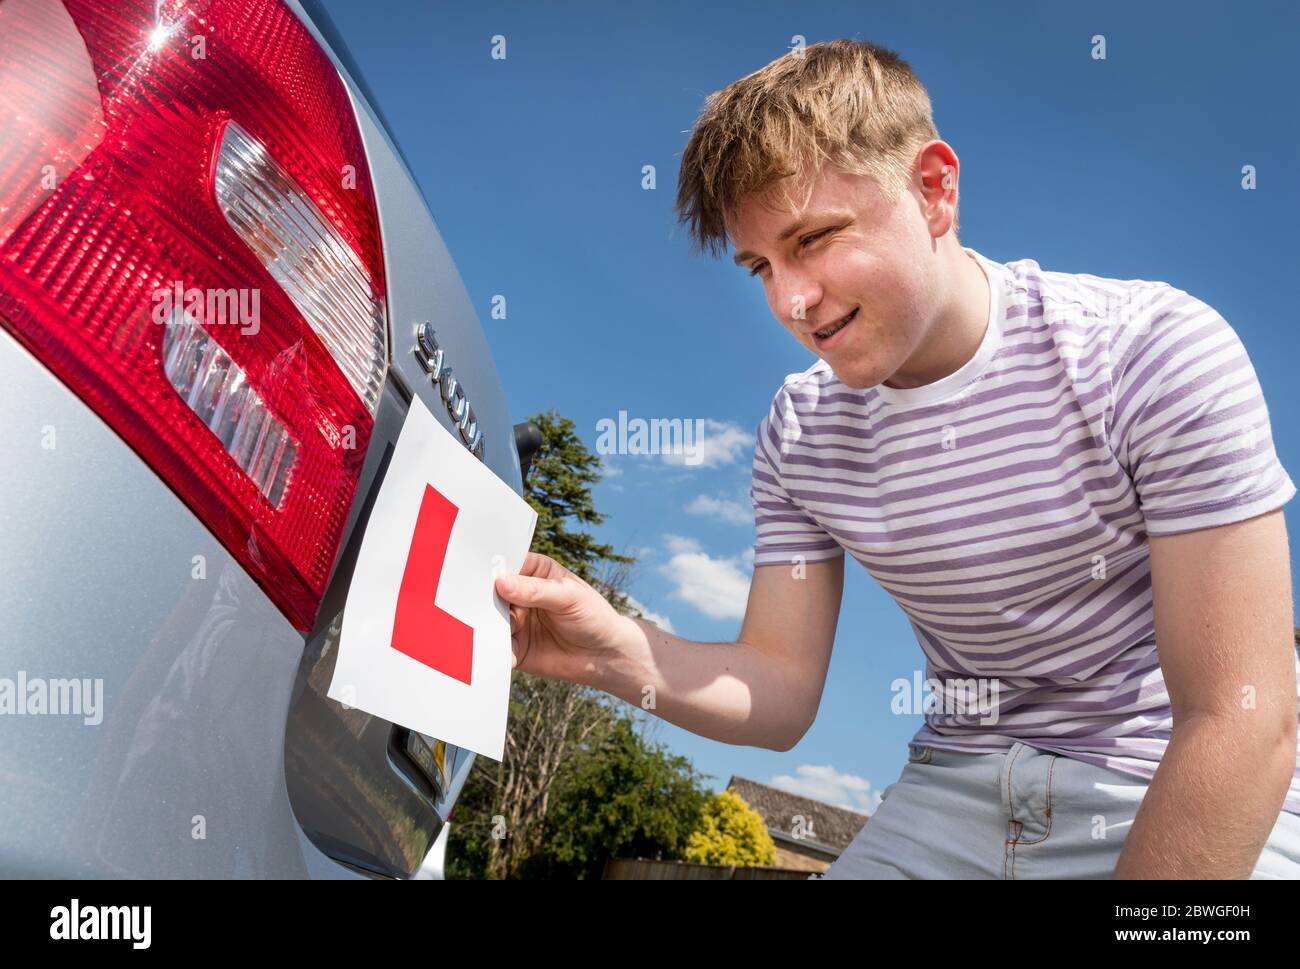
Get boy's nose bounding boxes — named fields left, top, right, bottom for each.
left=774, top=279, right=823, bottom=325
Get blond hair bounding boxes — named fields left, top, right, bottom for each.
left=675, top=39, right=950, bottom=258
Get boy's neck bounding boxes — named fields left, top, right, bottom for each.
left=881, top=247, right=990, bottom=391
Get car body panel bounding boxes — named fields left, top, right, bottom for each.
left=0, top=329, right=355, bottom=877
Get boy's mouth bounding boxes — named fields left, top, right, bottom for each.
left=813, top=307, right=857, bottom=349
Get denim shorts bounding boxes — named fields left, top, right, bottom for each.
left=811, top=740, right=1300, bottom=879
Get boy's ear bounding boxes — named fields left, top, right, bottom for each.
left=914, top=141, right=960, bottom=236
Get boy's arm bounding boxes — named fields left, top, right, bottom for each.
left=1113, top=509, right=1296, bottom=879
left=579, top=554, right=845, bottom=751
left=1107, top=289, right=1297, bottom=877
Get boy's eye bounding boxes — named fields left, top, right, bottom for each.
left=747, top=228, right=833, bottom=277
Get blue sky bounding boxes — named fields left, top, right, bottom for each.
left=321, top=0, right=1300, bottom=815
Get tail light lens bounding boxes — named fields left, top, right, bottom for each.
left=0, top=0, right=388, bottom=630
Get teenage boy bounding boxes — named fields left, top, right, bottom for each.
left=494, top=39, right=1300, bottom=878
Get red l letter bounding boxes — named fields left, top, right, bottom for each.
left=391, top=483, right=474, bottom=684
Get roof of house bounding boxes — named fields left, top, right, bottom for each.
left=726, top=776, right=869, bottom=854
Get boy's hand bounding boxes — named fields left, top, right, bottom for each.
left=493, top=551, right=629, bottom=682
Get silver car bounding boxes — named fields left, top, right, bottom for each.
left=0, top=0, right=529, bottom=878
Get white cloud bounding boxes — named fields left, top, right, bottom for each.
left=768, top=764, right=885, bottom=816
left=621, top=594, right=675, bottom=634
left=685, top=493, right=752, bottom=526
left=664, top=533, right=702, bottom=556
left=657, top=534, right=751, bottom=620
left=659, top=419, right=751, bottom=469
left=591, top=419, right=752, bottom=478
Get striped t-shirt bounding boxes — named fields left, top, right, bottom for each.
left=750, top=246, right=1300, bottom=815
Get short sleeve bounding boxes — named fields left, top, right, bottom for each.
left=750, top=384, right=843, bottom=567
left=1111, top=288, right=1296, bottom=537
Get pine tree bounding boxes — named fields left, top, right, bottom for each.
left=447, top=409, right=704, bottom=879
left=521, top=409, right=635, bottom=612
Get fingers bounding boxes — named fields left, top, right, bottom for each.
left=494, top=570, right=572, bottom=612
left=518, top=551, right=567, bottom=580
left=519, top=551, right=547, bottom=575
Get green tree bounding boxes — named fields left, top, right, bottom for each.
left=448, top=409, right=695, bottom=879
left=523, top=410, right=633, bottom=589
left=519, top=713, right=712, bottom=879
left=446, top=674, right=621, bottom=880
left=683, top=790, right=778, bottom=867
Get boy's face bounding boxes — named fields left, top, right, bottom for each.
left=728, top=160, right=951, bottom=391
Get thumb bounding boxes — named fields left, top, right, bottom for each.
left=495, top=571, right=571, bottom=612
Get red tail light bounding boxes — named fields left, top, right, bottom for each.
left=0, top=0, right=388, bottom=630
